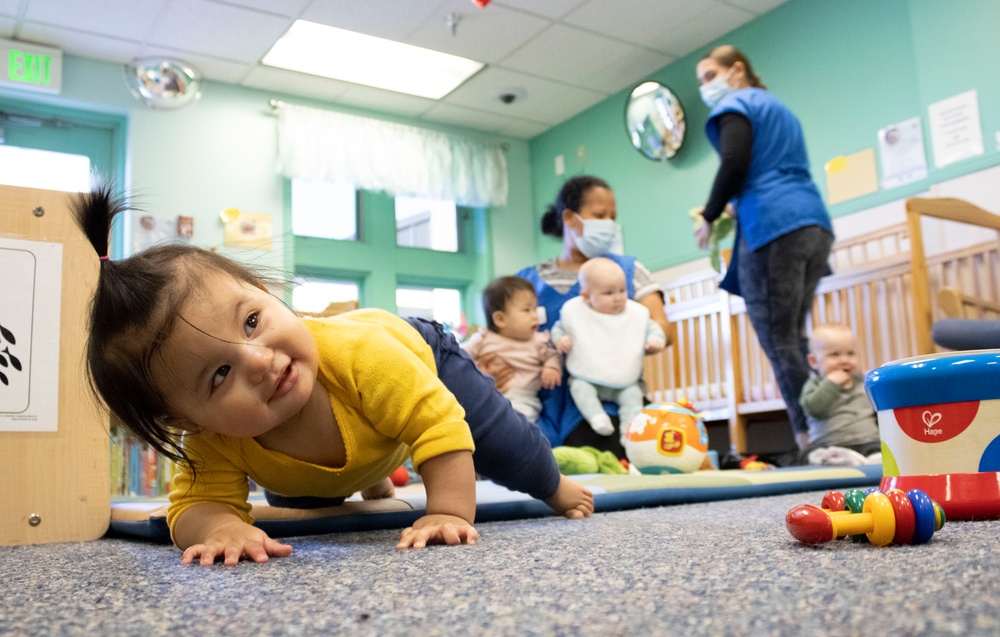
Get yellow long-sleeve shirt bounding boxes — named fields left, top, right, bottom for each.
left=166, top=309, right=475, bottom=542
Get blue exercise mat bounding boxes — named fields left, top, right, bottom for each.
left=109, top=465, right=882, bottom=543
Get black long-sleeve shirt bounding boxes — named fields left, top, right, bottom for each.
left=702, top=112, right=753, bottom=223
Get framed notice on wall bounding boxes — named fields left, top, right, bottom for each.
left=0, top=237, right=62, bottom=432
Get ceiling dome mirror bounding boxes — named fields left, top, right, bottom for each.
left=125, top=58, right=202, bottom=110
left=625, top=81, right=685, bottom=161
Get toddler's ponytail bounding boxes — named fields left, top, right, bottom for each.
left=72, top=180, right=126, bottom=262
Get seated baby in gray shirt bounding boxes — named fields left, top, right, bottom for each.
left=798, top=323, right=882, bottom=466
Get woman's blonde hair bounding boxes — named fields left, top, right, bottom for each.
left=703, top=45, right=766, bottom=90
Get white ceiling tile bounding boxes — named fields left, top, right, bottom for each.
left=0, top=0, right=20, bottom=17
left=23, top=0, right=170, bottom=39
left=442, top=65, right=605, bottom=124
left=564, top=0, right=704, bottom=47
left=420, top=102, right=519, bottom=134
left=496, top=117, right=550, bottom=139
left=334, top=84, right=437, bottom=118
left=18, top=22, right=144, bottom=63
left=565, top=0, right=756, bottom=55
left=4, top=0, right=781, bottom=139
left=492, top=0, right=589, bottom=20
left=581, top=46, right=674, bottom=95
left=300, top=0, right=450, bottom=41
left=240, top=65, right=352, bottom=102
left=653, top=1, right=757, bottom=58
left=213, top=0, right=314, bottom=17
left=722, top=0, right=789, bottom=15
left=147, top=0, right=293, bottom=63
left=136, top=48, right=254, bottom=85
left=499, top=24, right=647, bottom=90
left=405, top=1, right=550, bottom=64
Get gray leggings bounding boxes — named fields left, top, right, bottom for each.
left=736, top=225, right=834, bottom=434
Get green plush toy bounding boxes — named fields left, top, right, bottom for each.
left=690, top=207, right=735, bottom=273
left=553, top=446, right=628, bottom=475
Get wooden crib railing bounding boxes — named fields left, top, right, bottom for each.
left=644, top=197, right=1000, bottom=453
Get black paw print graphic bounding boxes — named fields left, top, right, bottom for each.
left=0, top=323, right=22, bottom=386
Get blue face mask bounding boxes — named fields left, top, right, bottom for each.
left=699, top=70, right=734, bottom=108
left=575, top=216, right=624, bottom=258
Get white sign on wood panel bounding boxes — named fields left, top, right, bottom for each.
left=0, top=237, right=62, bottom=431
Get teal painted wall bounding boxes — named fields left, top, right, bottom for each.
left=528, top=0, right=1000, bottom=273
left=0, top=54, right=532, bottom=318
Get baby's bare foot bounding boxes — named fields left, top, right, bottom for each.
left=544, top=475, right=594, bottom=519
left=361, top=477, right=396, bottom=500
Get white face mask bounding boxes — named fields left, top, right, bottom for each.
left=575, top=216, right=624, bottom=258
left=699, top=69, right=734, bottom=108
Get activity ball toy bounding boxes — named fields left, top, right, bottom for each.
left=623, top=401, right=709, bottom=474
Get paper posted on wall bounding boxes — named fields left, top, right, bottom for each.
left=877, top=116, right=928, bottom=190
left=928, top=90, right=984, bottom=169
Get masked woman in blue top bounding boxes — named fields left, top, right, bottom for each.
left=496, top=176, right=670, bottom=457
left=694, top=45, right=835, bottom=451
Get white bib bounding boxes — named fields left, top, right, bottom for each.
left=560, top=296, right=648, bottom=388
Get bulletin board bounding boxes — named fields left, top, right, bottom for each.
left=0, top=184, right=109, bottom=545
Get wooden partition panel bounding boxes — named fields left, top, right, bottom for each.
left=0, top=185, right=109, bottom=546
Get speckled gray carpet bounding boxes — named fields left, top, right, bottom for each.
left=2, top=490, right=998, bottom=637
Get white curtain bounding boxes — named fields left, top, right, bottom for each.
left=277, top=103, right=508, bottom=207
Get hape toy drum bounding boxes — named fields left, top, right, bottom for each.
left=865, top=349, right=1000, bottom=520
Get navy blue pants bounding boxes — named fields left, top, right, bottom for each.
left=266, top=317, right=561, bottom=508
left=737, top=225, right=834, bottom=435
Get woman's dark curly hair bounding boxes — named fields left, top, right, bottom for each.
left=540, top=175, right=611, bottom=238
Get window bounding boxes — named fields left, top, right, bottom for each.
left=291, top=178, right=358, bottom=240
left=0, top=145, right=90, bottom=192
left=292, top=277, right=359, bottom=314
left=395, top=286, right=462, bottom=329
left=395, top=195, right=458, bottom=252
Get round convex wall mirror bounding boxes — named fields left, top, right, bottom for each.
left=624, top=81, right=685, bottom=161
left=124, top=58, right=202, bottom=110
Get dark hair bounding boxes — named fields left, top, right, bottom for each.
left=482, top=276, right=536, bottom=332
left=540, top=175, right=611, bottom=238
left=71, top=182, right=269, bottom=469
left=703, top=45, right=766, bottom=89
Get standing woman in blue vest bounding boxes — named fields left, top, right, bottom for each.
left=694, top=45, right=834, bottom=451
left=509, top=175, right=670, bottom=456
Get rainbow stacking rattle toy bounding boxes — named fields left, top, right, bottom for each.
left=785, top=488, right=945, bottom=546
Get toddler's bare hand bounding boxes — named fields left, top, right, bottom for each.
left=181, top=524, right=293, bottom=567
left=396, top=514, right=478, bottom=549
left=826, top=370, right=852, bottom=386
left=556, top=336, right=573, bottom=354
left=540, top=366, right=562, bottom=389
left=645, top=338, right=666, bottom=355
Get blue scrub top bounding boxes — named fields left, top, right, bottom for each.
left=706, top=88, right=832, bottom=295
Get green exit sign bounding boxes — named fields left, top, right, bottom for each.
left=0, top=39, right=61, bottom=94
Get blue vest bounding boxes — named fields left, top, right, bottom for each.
left=515, top=254, right=637, bottom=446
left=707, top=88, right=832, bottom=295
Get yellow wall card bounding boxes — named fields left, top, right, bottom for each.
left=824, top=148, right=879, bottom=205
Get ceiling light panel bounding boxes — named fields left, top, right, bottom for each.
left=262, top=20, right=484, bottom=100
